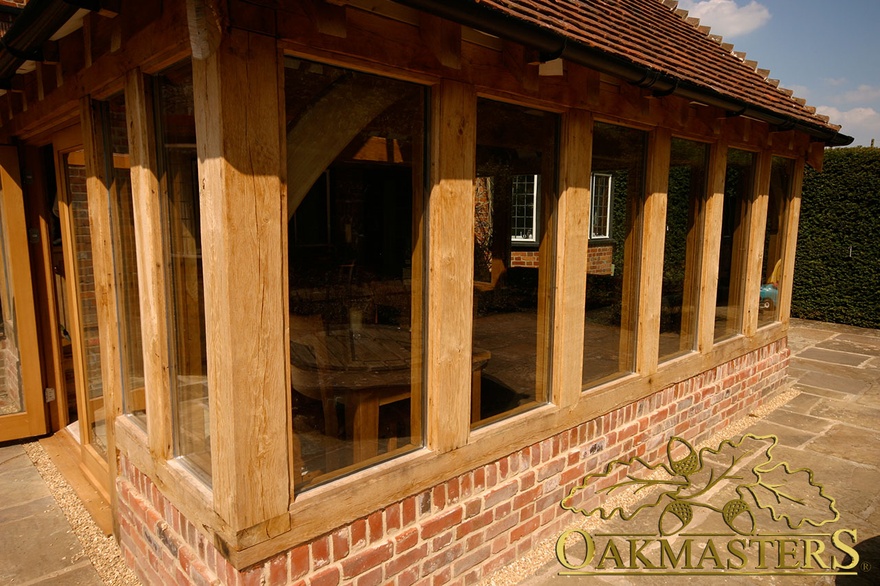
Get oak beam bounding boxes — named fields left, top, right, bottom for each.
left=420, top=13, right=461, bottom=69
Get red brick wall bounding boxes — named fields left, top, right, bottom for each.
left=509, top=250, right=538, bottom=268
left=509, top=245, right=614, bottom=274
left=118, top=339, right=789, bottom=585
left=587, top=244, right=613, bottom=275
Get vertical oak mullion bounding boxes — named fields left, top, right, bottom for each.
left=742, top=150, right=773, bottom=337
left=696, top=138, right=728, bottom=353
left=80, top=96, right=124, bottom=533
left=552, top=109, right=592, bottom=407
left=636, top=127, right=671, bottom=375
left=125, top=69, right=173, bottom=461
left=426, top=79, right=475, bottom=452
left=777, top=157, right=805, bottom=325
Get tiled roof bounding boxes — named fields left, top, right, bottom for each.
left=466, top=0, right=844, bottom=138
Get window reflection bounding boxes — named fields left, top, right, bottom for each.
left=715, top=148, right=756, bottom=341
left=156, top=62, right=211, bottom=480
left=472, top=99, right=557, bottom=425
left=659, top=138, right=707, bottom=362
left=101, top=94, right=147, bottom=428
left=758, top=157, right=793, bottom=328
left=285, top=59, right=425, bottom=489
left=583, top=122, right=645, bottom=387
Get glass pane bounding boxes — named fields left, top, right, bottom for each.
left=104, top=95, right=146, bottom=427
left=285, top=59, right=425, bottom=489
left=0, top=197, right=24, bottom=416
left=473, top=98, right=557, bottom=426
left=591, top=173, right=612, bottom=239
left=510, top=175, right=537, bottom=242
left=583, top=122, right=645, bottom=388
left=715, top=148, right=756, bottom=341
left=157, top=62, right=211, bottom=479
left=758, top=157, right=793, bottom=328
left=659, top=138, right=707, bottom=362
left=64, top=151, right=106, bottom=456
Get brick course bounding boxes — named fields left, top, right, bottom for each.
left=118, top=339, right=789, bottom=585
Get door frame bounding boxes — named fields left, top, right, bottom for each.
left=0, top=146, right=48, bottom=442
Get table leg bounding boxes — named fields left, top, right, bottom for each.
left=347, top=391, right=380, bottom=463
left=471, top=369, right=482, bottom=423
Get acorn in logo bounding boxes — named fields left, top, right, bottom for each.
left=722, top=498, right=756, bottom=535
left=668, top=438, right=701, bottom=477
left=660, top=500, right=693, bottom=535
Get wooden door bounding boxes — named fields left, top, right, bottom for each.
left=0, top=146, right=48, bottom=442
left=53, top=126, right=110, bottom=494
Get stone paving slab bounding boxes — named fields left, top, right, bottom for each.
left=0, top=444, right=103, bottom=586
left=798, top=347, right=873, bottom=367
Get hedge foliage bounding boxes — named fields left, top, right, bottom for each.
left=792, top=147, right=880, bottom=328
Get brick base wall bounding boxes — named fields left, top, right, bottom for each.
left=118, top=339, right=789, bottom=586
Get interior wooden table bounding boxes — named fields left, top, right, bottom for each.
left=291, top=325, right=491, bottom=462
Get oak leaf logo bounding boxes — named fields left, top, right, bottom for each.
left=560, top=434, right=840, bottom=535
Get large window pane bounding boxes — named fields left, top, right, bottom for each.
left=103, top=95, right=146, bottom=428
left=285, top=59, right=425, bottom=489
left=156, top=62, right=211, bottom=479
left=715, top=148, right=756, bottom=341
left=583, top=122, right=645, bottom=387
left=472, top=99, right=557, bottom=426
left=758, top=157, right=794, bottom=328
left=659, top=138, right=707, bottom=362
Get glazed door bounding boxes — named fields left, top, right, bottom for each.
left=0, top=146, right=48, bottom=442
left=53, top=127, right=110, bottom=490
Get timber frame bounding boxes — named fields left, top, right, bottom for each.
left=0, top=0, right=840, bottom=572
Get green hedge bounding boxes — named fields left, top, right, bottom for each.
left=792, top=147, right=880, bottom=328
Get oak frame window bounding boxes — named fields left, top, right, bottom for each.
left=153, top=62, right=212, bottom=482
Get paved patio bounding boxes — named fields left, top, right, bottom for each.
left=0, top=318, right=877, bottom=585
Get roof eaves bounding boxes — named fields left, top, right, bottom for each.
left=393, top=0, right=852, bottom=146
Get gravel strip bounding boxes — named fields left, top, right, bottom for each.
left=22, top=441, right=141, bottom=586
left=479, top=385, right=801, bottom=585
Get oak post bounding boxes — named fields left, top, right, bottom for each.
left=696, top=138, right=728, bottom=353
left=80, top=96, right=124, bottom=534
left=124, top=69, right=174, bottom=461
left=777, top=157, right=805, bottom=324
left=553, top=109, right=592, bottom=406
left=192, top=26, right=290, bottom=531
left=742, top=150, right=772, bottom=336
left=426, top=79, right=475, bottom=451
left=636, top=127, right=671, bottom=374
